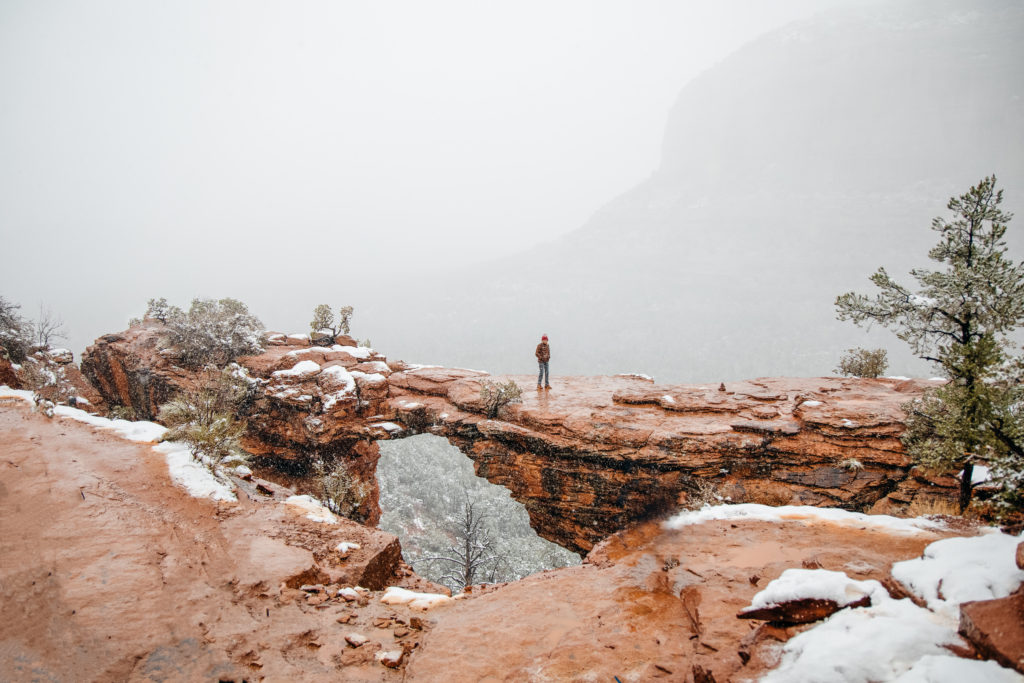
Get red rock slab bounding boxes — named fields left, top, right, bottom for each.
left=405, top=514, right=955, bottom=682
left=730, top=419, right=801, bottom=436
left=389, top=367, right=488, bottom=397
left=0, top=357, right=20, bottom=388
left=959, top=589, right=1024, bottom=674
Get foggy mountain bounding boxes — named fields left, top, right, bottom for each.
left=359, top=0, right=1024, bottom=384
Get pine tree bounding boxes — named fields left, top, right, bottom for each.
left=836, top=176, right=1024, bottom=512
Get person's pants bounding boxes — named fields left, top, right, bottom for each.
left=538, top=361, right=549, bottom=387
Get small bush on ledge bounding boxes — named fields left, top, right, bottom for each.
left=144, top=297, right=265, bottom=368
left=835, top=347, right=888, bottom=378
left=157, top=368, right=253, bottom=481
left=480, top=380, right=523, bottom=418
left=309, top=304, right=354, bottom=343
left=314, top=459, right=370, bottom=523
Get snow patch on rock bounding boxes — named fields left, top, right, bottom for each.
left=664, top=503, right=944, bottom=535
left=284, top=495, right=338, bottom=524
left=745, top=568, right=886, bottom=612
left=891, top=529, right=1024, bottom=620
left=273, top=360, right=321, bottom=378
left=153, top=441, right=238, bottom=502
left=380, top=586, right=452, bottom=610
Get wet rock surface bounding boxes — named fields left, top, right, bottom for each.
left=405, top=506, right=955, bottom=681
left=0, top=402, right=431, bottom=682
left=1, top=398, right=1010, bottom=682
left=80, top=324, right=956, bottom=554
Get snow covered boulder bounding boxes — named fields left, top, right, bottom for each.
left=283, top=495, right=338, bottom=524
left=377, top=649, right=406, bottom=668
left=345, top=633, right=368, bottom=648
left=317, top=364, right=357, bottom=410
left=759, top=596, right=964, bottom=683
left=352, top=360, right=392, bottom=377
left=890, top=530, right=1024, bottom=620
left=45, top=348, right=74, bottom=364
left=272, top=359, right=321, bottom=380
left=738, top=569, right=882, bottom=625
left=351, top=370, right=389, bottom=400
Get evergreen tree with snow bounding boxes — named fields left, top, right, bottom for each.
left=836, top=176, right=1024, bottom=513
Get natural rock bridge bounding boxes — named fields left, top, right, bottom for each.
left=82, top=324, right=955, bottom=554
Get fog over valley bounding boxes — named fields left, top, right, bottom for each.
left=2, top=0, right=1022, bottom=382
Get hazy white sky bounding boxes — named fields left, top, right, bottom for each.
left=1, top=0, right=847, bottom=353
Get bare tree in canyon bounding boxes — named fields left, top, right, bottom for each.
left=419, top=497, right=510, bottom=593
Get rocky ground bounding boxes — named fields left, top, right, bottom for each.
left=0, top=399, right=437, bottom=682
left=407, top=513, right=958, bottom=681
left=4, top=396, right=1019, bottom=682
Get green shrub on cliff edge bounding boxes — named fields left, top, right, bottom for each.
left=309, top=304, right=354, bottom=342
left=146, top=297, right=265, bottom=368
left=480, top=380, right=522, bottom=418
left=158, top=367, right=254, bottom=479
left=313, top=458, right=370, bottom=523
left=835, top=347, right=888, bottom=378
left=0, top=296, right=33, bottom=363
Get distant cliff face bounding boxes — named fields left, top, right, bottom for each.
left=660, top=0, right=1024, bottom=198
left=356, top=0, right=1024, bottom=384
left=82, top=325, right=957, bottom=554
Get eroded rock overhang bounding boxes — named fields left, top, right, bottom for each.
left=81, top=323, right=955, bottom=554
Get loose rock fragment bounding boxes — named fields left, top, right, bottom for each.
left=377, top=649, right=406, bottom=668
left=693, top=664, right=717, bottom=683
left=338, top=587, right=360, bottom=602
left=345, top=633, right=368, bottom=648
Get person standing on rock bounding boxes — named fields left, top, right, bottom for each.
left=536, top=334, right=551, bottom=390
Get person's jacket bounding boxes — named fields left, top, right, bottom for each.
left=535, top=341, right=550, bottom=363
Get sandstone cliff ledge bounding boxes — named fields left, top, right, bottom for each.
left=82, top=324, right=955, bottom=554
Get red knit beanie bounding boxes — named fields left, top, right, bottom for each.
left=542, top=335, right=548, bottom=340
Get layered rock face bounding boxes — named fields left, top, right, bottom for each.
left=7, top=348, right=107, bottom=411
left=389, top=371, right=952, bottom=553
left=82, top=324, right=394, bottom=524
left=82, top=324, right=954, bottom=554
